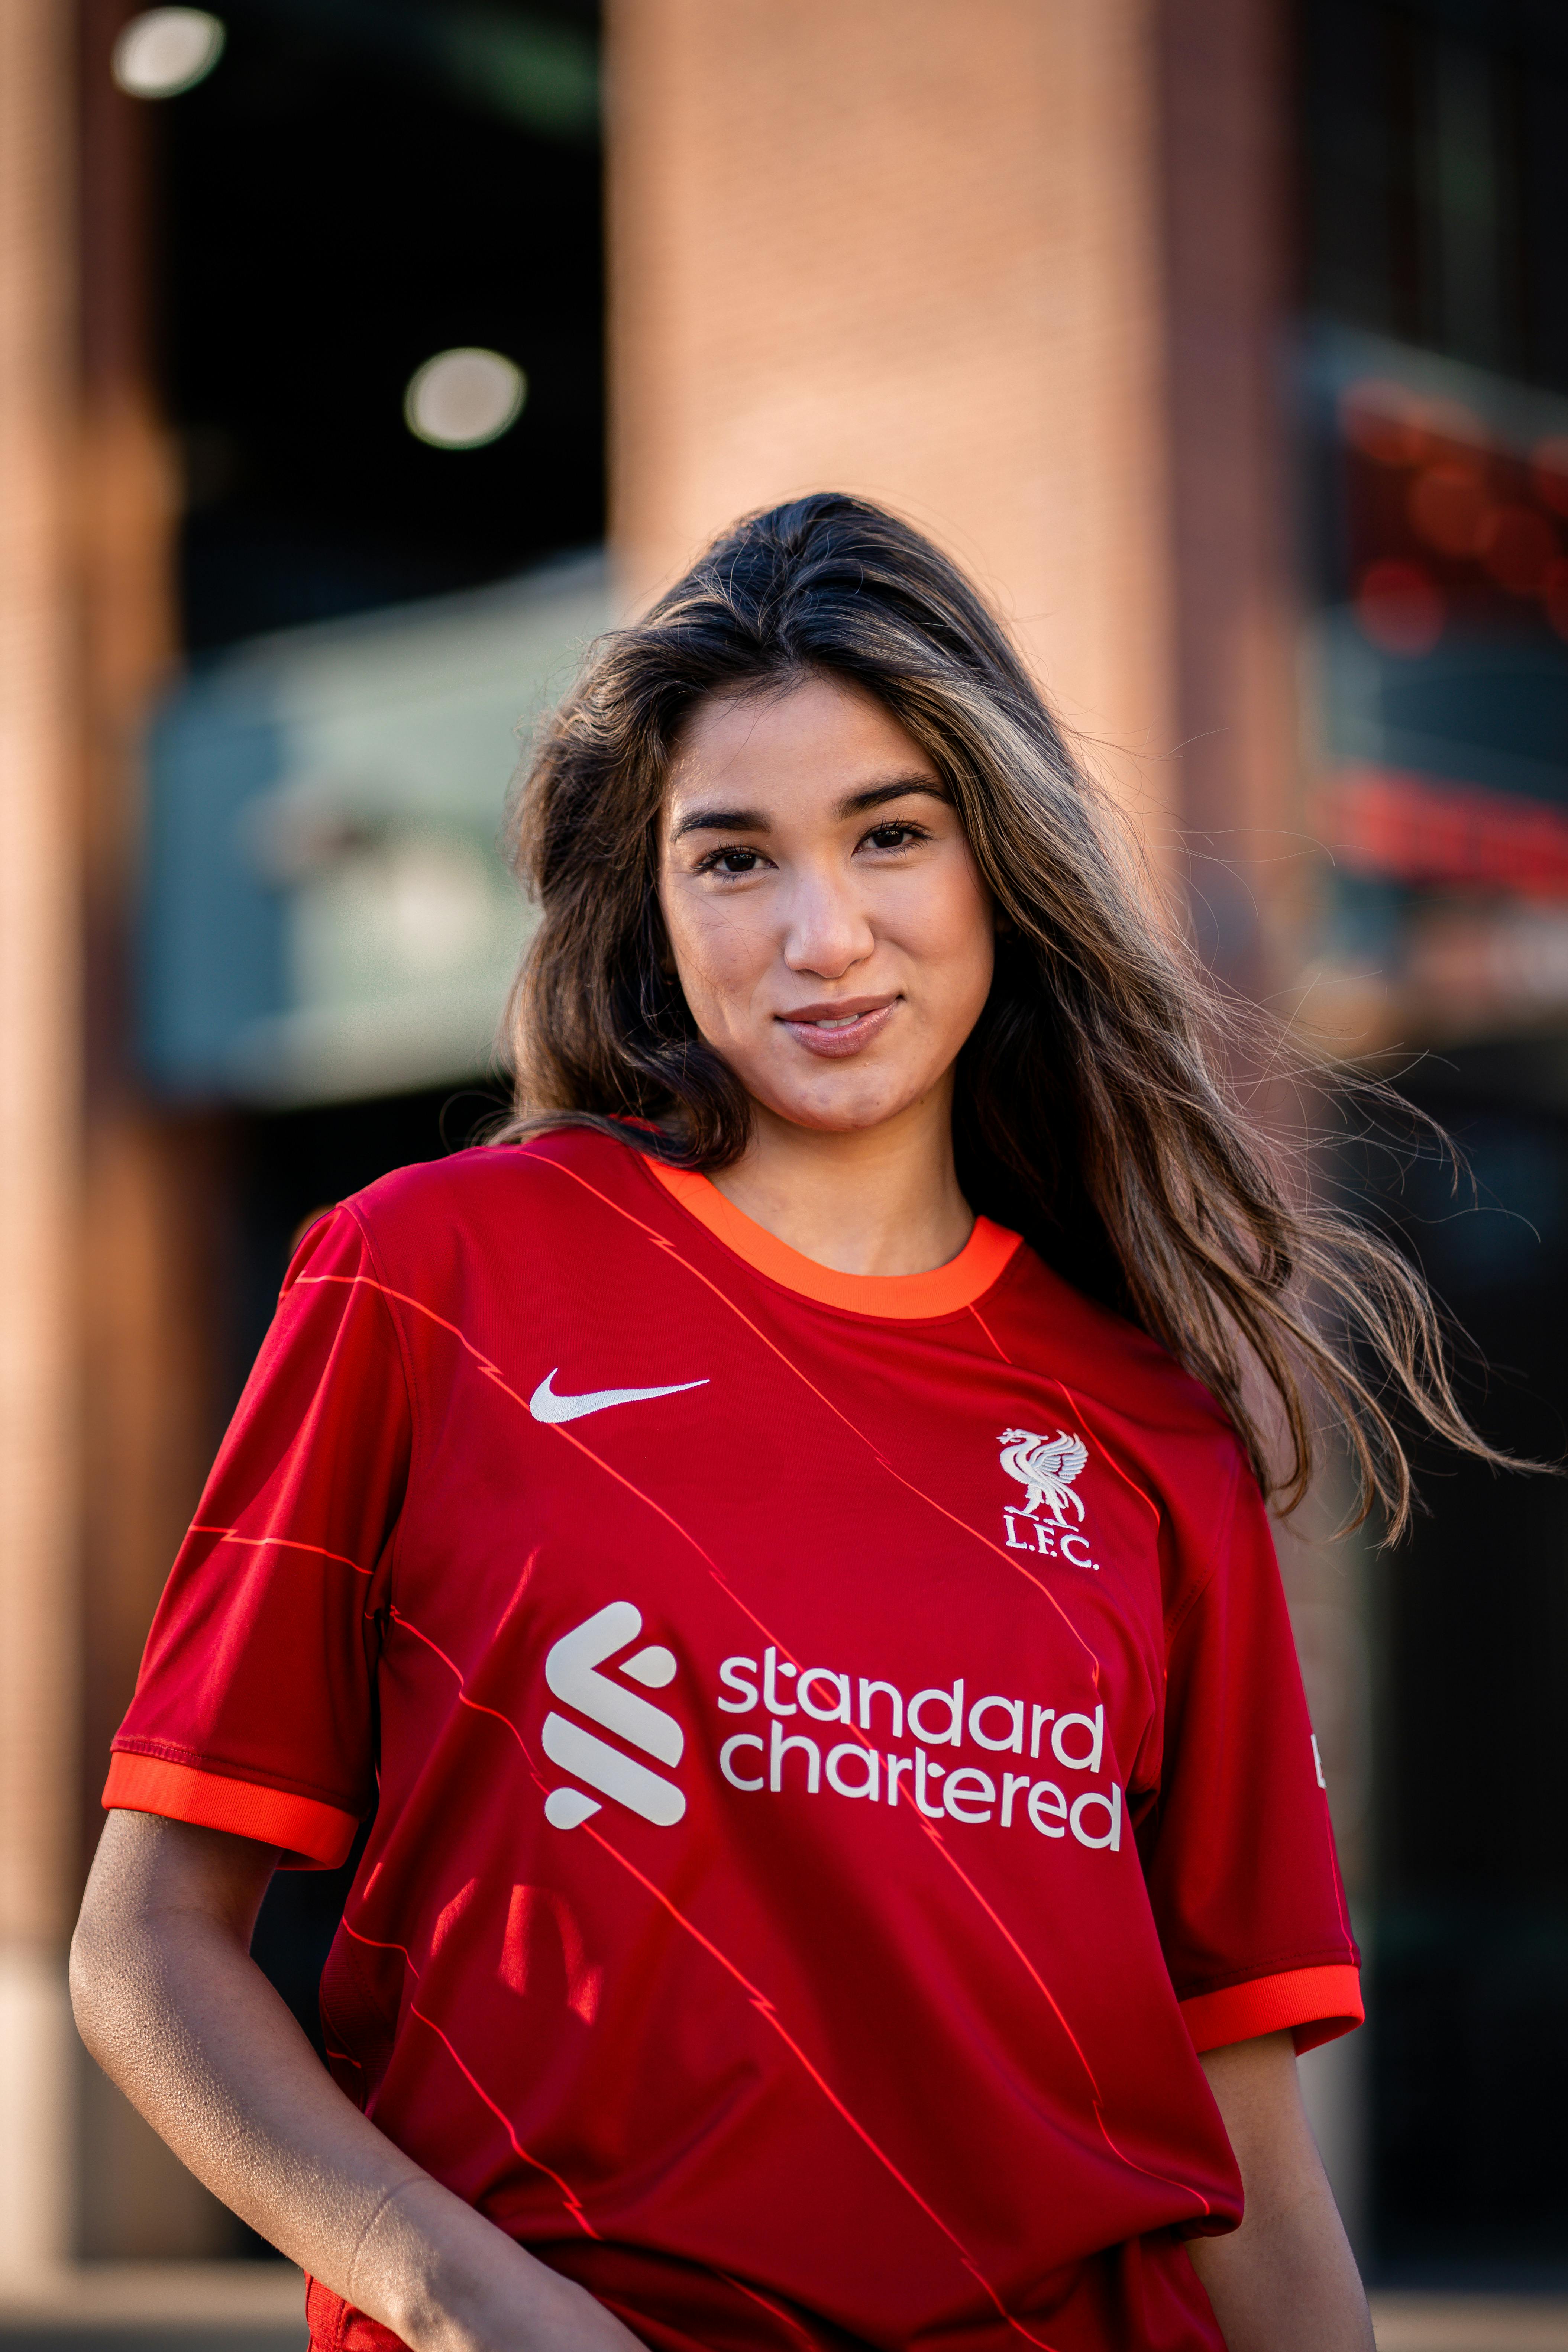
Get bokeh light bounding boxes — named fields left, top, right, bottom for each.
left=1531, top=436, right=1568, bottom=519
left=403, top=349, right=527, bottom=450
left=1545, top=560, right=1568, bottom=643
left=1480, top=505, right=1559, bottom=597
left=1339, top=378, right=1428, bottom=467
left=1418, top=395, right=1488, bottom=453
left=1407, top=461, right=1493, bottom=557
left=111, top=9, right=226, bottom=98
left=1339, top=378, right=1490, bottom=474
left=1354, top=558, right=1445, bottom=655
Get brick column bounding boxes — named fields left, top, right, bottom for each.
left=0, top=0, right=83, bottom=2277
left=607, top=0, right=1179, bottom=826
left=1158, top=0, right=1302, bottom=991
left=72, top=0, right=231, bottom=2256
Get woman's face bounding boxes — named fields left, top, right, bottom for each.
left=658, top=673, right=994, bottom=1135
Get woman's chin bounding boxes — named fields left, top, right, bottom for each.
left=747, top=1072, right=930, bottom=1138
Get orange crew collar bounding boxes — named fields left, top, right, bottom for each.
left=645, top=1159, right=1021, bottom=1319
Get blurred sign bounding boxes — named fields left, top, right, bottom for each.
left=1404, top=903, right=1568, bottom=1030
left=1301, top=327, right=1568, bottom=1040
left=1316, top=765, right=1568, bottom=899
left=140, top=552, right=609, bottom=1104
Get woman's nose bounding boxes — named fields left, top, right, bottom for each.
left=780, top=870, right=876, bottom=979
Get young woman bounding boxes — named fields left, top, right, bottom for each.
left=74, top=496, right=1492, bottom=2352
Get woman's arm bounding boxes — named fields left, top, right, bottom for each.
left=1185, top=2032, right=1374, bottom=2352
left=71, top=1811, right=644, bottom=2352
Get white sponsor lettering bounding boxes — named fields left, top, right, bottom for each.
left=797, top=1668, right=851, bottom=1722
left=710, top=1650, right=1123, bottom=1851
left=826, top=1743, right=879, bottom=1800
left=914, top=1748, right=946, bottom=1818
left=1070, top=1783, right=1122, bottom=1850
left=719, top=1732, right=765, bottom=1790
left=908, top=1681, right=964, bottom=1747
left=1028, top=1781, right=1068, bottom=1836
left=717, top=1657, right=759, bottom=1712
left=763, top=1647, right=796, bottom=1715
left=969, top=1695, right=1024, bottom=1752
left=1051, top=1706, right=1104, bottom=1774
left=770, top=1719, right=821, bottom=1793
left=943, top=1767, right=995, bottom=1824
left=858, top=1678, right=903, bottom=1738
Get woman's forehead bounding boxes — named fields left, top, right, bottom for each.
left=666, top=676, right=938, bottom=815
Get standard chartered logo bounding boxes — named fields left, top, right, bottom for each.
left=539, top=1600, right=1122, bottom=1855
left=542, top=1601, right=686, bottom=1832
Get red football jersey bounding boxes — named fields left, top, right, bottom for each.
left=107, top=1130, right=1361, bottom=2352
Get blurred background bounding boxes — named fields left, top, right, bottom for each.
left=0, top=1, right=1565, bottom=2345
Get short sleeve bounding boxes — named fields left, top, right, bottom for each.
left=1139, top=1451, right=1363, bottom=2055
left=104, top=1206, right=411, bottom=1869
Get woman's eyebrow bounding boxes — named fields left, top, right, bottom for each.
left=670, top=804, right=768, bottom=841
left=836, top=778, right=949, bottom=819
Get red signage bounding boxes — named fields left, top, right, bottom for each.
left=1316, top=764, right=1568, bottom=900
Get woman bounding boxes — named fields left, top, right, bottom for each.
left=74, top=496, right=1491, bottom=2352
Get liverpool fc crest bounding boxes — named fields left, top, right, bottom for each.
left=997, top=1428, right=1097, bottom=1566
left=998, top=1428, right=1088, bottom=1520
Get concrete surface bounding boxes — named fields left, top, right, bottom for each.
left=1371, top=2294, right=1568, bottom=2350
left=0, top=2264, right=305, bottom=2349
left=0, top=2268, right=1564, bottom=2350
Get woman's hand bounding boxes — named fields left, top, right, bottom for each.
left=1186, top=2032, right=1374, bottom=2352
left=71, top=1811, right=645, bottom=2352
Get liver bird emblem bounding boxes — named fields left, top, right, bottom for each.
left=998, top=1427, right=1088, bottom=1522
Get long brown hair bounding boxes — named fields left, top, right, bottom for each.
left=499, top=491, right=1510, bottom=1537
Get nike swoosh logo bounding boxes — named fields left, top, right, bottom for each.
left=528, top=1368, right=709, bottom=1425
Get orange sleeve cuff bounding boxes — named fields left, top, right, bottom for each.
left=1180, top=1963, right=1364, bottom=2056
left=103, top=1750, right=359, bottom=1869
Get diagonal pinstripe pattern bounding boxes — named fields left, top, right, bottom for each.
left=113, top=1136, right=1360, bottom=2352
left=297, top=1213, right=1212, bottom=2229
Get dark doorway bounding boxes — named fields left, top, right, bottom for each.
left=1356, top=1047, right=1568, bottom=2280
left=150, top=0, right=604, bottom=650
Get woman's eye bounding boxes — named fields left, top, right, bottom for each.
left=704, top=847, right=763, bottom=876
left=864, top=823, right=923, bottom=851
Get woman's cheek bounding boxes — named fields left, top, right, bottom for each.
left=673, top=922, right=756, bottom=1046
left=893, top=879, right=993, bottom=1009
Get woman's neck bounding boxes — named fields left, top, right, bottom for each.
left=705, top=1084, right=973, bottom=1277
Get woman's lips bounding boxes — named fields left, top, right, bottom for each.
left=776, top=998, right=898, bottom=1058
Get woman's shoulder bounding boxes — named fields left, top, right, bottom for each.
left=337, top=1124, right=654, bottom=1257
left=1002, top=1241, right=1247, bottom=1458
